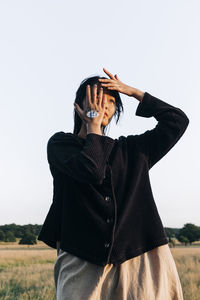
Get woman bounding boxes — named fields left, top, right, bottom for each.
left=38, top=68, right=189, bottom=299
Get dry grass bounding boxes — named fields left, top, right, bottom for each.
left=0, top=241, right=200, bottom=299
left=171, top=247, right=200, bottom=300
left=0, top=241, right=57, bottom=300
left=0, top=239, right=49, bottom=249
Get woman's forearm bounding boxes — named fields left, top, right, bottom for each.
left=128, top=87, right=145, bottom=102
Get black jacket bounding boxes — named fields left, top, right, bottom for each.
left=38, top=91, right=189, bottom=266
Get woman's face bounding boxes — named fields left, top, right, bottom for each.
left=83, top=85, right=116, bottom=127
left=100, top=90, right=116, bottom=126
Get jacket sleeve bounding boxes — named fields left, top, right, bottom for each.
left=127, top=92, right=189, bottom=169
left=47, top=132, right=115, bottom=184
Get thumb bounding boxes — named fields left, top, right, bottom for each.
left=74, top=103, right=84, bottom=119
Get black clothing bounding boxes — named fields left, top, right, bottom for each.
left=38, top=91, right=189, bottom=266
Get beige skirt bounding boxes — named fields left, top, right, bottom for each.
left=54, top=242, right=183, bottom=300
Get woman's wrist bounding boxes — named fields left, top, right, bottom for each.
left=128, top=87, right=145, bottom=102
left=86, top=123, right=102, bottom=136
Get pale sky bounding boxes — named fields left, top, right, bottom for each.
left=0, top=0, right=199, bottom=228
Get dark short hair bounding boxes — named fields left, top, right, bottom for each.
left=73, top=75, right=124, bottom=135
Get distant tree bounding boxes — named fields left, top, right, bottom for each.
left=177, top=223, right=200, bottom=245
left=5, top=231, right=16, bottom=242
left=0, top=229, right=5, bottom=241
left=165, top=228, right=176, bottom=238
left=19, top=231, right=37, bottom=245
left=178, top=235, right=189, bottom=246
left=170, top=228, right=181, bottom=237
left=168, top=237, right=176, bottom=247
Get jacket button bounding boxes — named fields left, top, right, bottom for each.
left=104, top=242, right=110, bottom=248
left=106, top=218, right=113, bottom=223
left=105, top=196, right=111, bottom=202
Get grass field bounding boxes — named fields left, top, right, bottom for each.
left=0, top=241, right=200, bottom=299
left=171, top=247, right=200, bottom=300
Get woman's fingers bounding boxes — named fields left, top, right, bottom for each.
left=98, top=87, right=104, bottom=109
left=86, top=85, right=92, bottom=108
left=104, top=86, right=116, bottom=90
left=85, top=84, right=101, bottom=112
left=100, top=83, right=116, bottom=88
left=98, top=78, right=113, bottom=82
left=114, top=74, right=120, bottom=80
left=100, top=82, right=118, bottom=91
left=103, top=67, right=115, bottom=80
left=85, top=84, right=107, bottom=114
left=93, top=84, right=98, bottom=110
left=101, top=93, right=106, bottom=110
left=93, top=84, right=97, bottom=102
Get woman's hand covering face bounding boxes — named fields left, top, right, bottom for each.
left=74, top=84, right=106, bottom=127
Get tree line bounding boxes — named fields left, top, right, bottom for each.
left=0, top=223, right=41, bottom=245
left=165, top=223, right=200, bottom=246
left=0, top=223, right=200, bottom=246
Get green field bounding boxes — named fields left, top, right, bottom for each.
left=0, top=241, right=200, bottom=300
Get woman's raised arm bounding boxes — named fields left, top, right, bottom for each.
left=127, top=92, right=189, bottom=169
